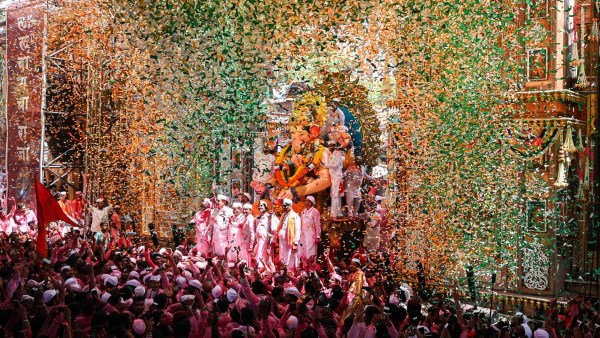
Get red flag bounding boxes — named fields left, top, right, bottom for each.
left=34, top=180, right=77, bottom=257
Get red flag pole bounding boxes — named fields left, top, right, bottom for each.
left=34, top=180, right=47, bottom=257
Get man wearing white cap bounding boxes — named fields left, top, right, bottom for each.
left=210, top=195, right=233, bottom=257
left=193, top=198, right=213, bottom=257
left=58, top=191, right=72, bottom=216
left=227, top=202, right=244, bottom=262
left=299, top=196, right=321, bottom=267
left=278, top=199, right=301, bottom=270
left=239, top=192, right=252, bottom=205
left=254, top=200, right=279, bottom=269
left=327, top=139, right=345, bottom=218
left=89, top=198, right=112, bottom=233
left=240, top=203, right=255, bottom=265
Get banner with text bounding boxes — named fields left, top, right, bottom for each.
left=6, top=0, right=45, bottom=210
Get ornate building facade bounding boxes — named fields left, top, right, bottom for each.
left=387, top=0, right=600, bottom=301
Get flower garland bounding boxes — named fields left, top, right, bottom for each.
left=274, top=141, right=325, bottom=188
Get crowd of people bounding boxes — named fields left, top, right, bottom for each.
left=0, top=188, right=594, bottom=338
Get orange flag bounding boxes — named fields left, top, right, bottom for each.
left=34, top=180, right=77, bottom=257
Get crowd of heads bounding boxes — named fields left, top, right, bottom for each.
left=0, top=186, right=594, bottom=338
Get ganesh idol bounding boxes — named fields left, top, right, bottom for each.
left=270, top=91, right=332, bottom=210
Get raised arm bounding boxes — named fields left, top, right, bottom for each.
left=323, top=250, right=335, bottom=274
left=165, top=250, right=179, bottom=276
left=144, top=246, right=158, bottom=269
left=238, top=262, right=261, bottom=306
left=6, top=198, right=16, bottom=219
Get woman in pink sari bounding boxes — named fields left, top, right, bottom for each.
left=193, top=199, right=212, bottom=257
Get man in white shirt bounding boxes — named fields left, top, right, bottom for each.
left=89, top=198, right=112, bottom=233
left=278, top=199, right=301, bottom=270
left=211, top=195, right=233, bottom=257
left=327, top=141, right=344, bottom=218
left=299, top=196, right=321, bottom=267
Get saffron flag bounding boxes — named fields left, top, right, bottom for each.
left=34, top=180, right=77, bottom=257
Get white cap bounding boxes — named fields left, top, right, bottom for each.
left=26, top=280, right=40, bottom=288
left=306, top=196, right=315, bottom=205
left=375, top=195, right=383, bottom=201
left=351, top=258, right=361, bottom=264
left=212, top=285, right=223, bottom=298
left=60, top=191, right=67, bottom=196
left=69, top=283, right=83, bottom=292
left=243, top=203, right=253, bottom=210
left=129, top=271, right=140, bottom=279
left=101, top=292, right=111, bottom=303
left=142, top=274, right=152, bottom=284
left=105, top=276, right=119, bottom=287
left=217, top=195, right=230, bottom=203
left=283, top=199, right=293, bottom=206
left=181, top=294, right=195, bottom=302
left=144, top=298, right=154, bottom=308
left=330, top=273, right=342, bottom=283
left=43, top=289, right=58, bottom=304
left=22, top=294, right=35, bottom=302
left=158, top=248, right=167, bottom=255
left=50, top=235, right=62, bottom=245
left=182, top=270, right=192, bottom=281
left=284, top=287, right=301, bottom=299
left=64, top=277, right=78, bottom=286
left=126, top=280, right=141, bottom=288
left=176, top=276, right=187, bottom=288
left=226, top=288, right=238, bottom=302
left=149, top=275, right=161, bottom=282
left=232, top=202, right=242, bottom=209
left=134, top=286, right=146, bottom=297
left=286, top=315, right=298, bottom=329
left=533, top=329, right=550, bottom=338
left=133, top=319, right=146, bottom=335
left=189, top=280, right=202, bottom=290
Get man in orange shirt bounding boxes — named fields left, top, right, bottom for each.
left=58, top=192, right=72, bottom=217
left=70, top=191, right=85, bottom=225
left=111, top=205, right=122, bottom=243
